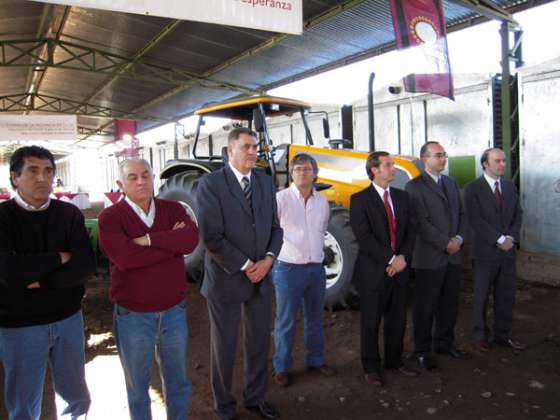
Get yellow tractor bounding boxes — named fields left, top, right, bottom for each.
left=158, top=95, right=421, bottom=307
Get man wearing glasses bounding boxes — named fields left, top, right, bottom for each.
left=271, top=153, right=336, bottom=387
left=405, top=141, right=468, bottom=371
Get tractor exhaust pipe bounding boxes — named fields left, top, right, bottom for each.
left=368, top=72, right=376, bottom=152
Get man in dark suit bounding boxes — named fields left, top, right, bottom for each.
left=464, top=148, right=524, bottom=352
left=197, top=127, right=283, bottom=420
left=350, top=151, right=418, bottom=387
left=405, top=141, right=468, bottom=370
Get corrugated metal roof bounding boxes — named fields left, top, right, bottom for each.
left=0, top=0, right=551, bottom=149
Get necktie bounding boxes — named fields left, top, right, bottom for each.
left=383, top=190, right=396, bottom=251
left=438, top=176, right=449, bottom=200
left=242, top=176, right=252, bottom=204
left=494, top=180, right=502, bottom=208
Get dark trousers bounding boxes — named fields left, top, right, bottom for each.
left=206, top=289, right=272, bottom=420
left=413, top=264, right=462, bottom=355
left=359, top=274, right=408, bottom=373
left=472, top=259, right=516, bottom=342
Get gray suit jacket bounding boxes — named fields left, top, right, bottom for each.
left=197, top=166, right=283, bottom=302
left=464, top=175, right=522, bottom=261
left=405, top=172, right=466, bottom=269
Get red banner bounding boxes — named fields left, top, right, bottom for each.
left=389, top=0, right=454, bottom=99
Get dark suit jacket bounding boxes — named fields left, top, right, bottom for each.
left=197, top=166, right=283, bottom=302
left=405, top=172, right=467, bottom=269
left=464, top=175, right=522, bottom=261
left=350, top=185, right=415, bottom=292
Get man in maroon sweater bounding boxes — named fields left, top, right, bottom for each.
left=98, top=158, right=198, bottom=420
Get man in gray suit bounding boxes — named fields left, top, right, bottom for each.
left=464, top=148, right=524, bottom=352
left=406, top=141, right=467, bottom=370
left=197, top=127, right=283, bottom=420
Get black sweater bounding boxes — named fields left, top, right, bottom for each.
left=0, top=199, right=95, bottom=327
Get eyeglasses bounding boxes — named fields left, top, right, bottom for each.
left=427, top=152, right=448, bottom=159
left=293, top=167, right=314, bottom=173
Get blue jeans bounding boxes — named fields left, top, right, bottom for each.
left=0, top=310, right=90, bottom=420
left=271, top=261, right=326, bottom=373
left=113, top=301, right=191, bottom=420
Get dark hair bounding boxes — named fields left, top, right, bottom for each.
left=480, top=147, right=503, bottom=170
left=289, top=153, right=319, bottom=181
left=228, top=127, right=258, bottom=143
left=365, top=151, right=389, bottom=180
left=420, top=141, right=441, bottom=158
left=9, top=145, right=56, bottom=189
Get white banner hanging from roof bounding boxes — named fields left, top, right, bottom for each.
left=0, top=115, right=77, bottom=141
left=33, top=0, right=303, bottom=34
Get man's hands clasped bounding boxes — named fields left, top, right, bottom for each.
left=245, top=255, right=274, bottom=283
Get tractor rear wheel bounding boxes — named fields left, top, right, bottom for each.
left=323, top=206, right=358, bottom=308
left=157, top=170, right=205, bottom=283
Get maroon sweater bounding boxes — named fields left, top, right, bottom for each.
left=98, top=198, right=198, bottom=311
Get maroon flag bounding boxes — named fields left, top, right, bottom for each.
left=389, top=0, right=454, bottom=99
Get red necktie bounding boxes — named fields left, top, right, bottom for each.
left=494, top=181, right=502, bottom=208
left=383, top=190, right=396, bottom=251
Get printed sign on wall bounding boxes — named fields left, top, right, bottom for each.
left=0, top=115, right=78, bottom=141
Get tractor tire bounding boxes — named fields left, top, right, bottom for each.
left=323, top=206, right=359, bottom=308
left=158, top=170, right=205, bottom=283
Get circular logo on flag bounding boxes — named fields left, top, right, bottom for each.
left=410, top=16, right=439, bottom=44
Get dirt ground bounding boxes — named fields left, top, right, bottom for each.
left=1, top=202, right=559, bottom=420
left=1, top=271, right=559, bottom=420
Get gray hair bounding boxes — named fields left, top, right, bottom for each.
left=118, top=158, right=152, bottom=181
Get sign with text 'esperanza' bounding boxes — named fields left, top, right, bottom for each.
left=33, top=0, right=303, bottom=34
left=0, top=115, right=77, bottom=141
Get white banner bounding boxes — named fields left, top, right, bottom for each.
left=32, top=0, right=303, bottom=34
left=0, top=115, right=78, bottom=141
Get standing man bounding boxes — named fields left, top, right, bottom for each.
left=197, top=127, right=283, bottom=420
left=272, top=153, right=336, bottom=387
left=464, top=148, right=524, bottom=352
left=0, top=145, right=94, bottom=420
left=405, top=141, right=468, bottom=370
left=98, top=159, right=199, bottom=420
left=350, top=151, right=418, bottom=387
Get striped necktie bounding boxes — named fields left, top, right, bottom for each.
left=242, top=176, right=252, bottom=204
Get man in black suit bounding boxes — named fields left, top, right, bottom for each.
left=350, top=151, right=418, bottom=387
left=464, top=148, right=524, bottom=352
left=405, top=141, right=468, bottom=370
left=197, top=127, right=283, bottom=420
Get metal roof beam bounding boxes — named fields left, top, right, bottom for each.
left=450, top=0, right=517, bottom=24
left=114, top=0, right=369, bottom=120
left=0, top=93, right=170, bottom=122
left=0, top=38, right=259, bottom=95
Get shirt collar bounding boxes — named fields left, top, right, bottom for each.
left=124, top=195, right=155, bottom=219
left=372, top=181, right=390, bottom=199
left=289, top=182, right=316, bottom=199
left=14, top=191, right=50, bottom=212
left=229, top=163, right=251, bottom=184
left=483, top=172, right=500, bottom=190
left=425, top=170, right=441, bottom=184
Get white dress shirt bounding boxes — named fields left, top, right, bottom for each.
left=372, top=181, right=397, bottom=264
left=14, top=191, right=50, bottom=211
left=276, top=183, right=330, bottom=264
left=124, top=196, right=155, bottom=228
left=229, top=163, right=251, bottom=189
left=483, top=173, right=512, bottom=244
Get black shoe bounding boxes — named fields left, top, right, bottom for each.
left=494, top=338, right=526, bottom=351
left=245, top=401, right=280, bottom=419
left=435, top=347, right=469, bottom=359
left=417, top=355, right=437, bottom=370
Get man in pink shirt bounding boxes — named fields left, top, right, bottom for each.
left=98, top=159, right=198, bottom=420
left=272, top=153, right=336, bottom=387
